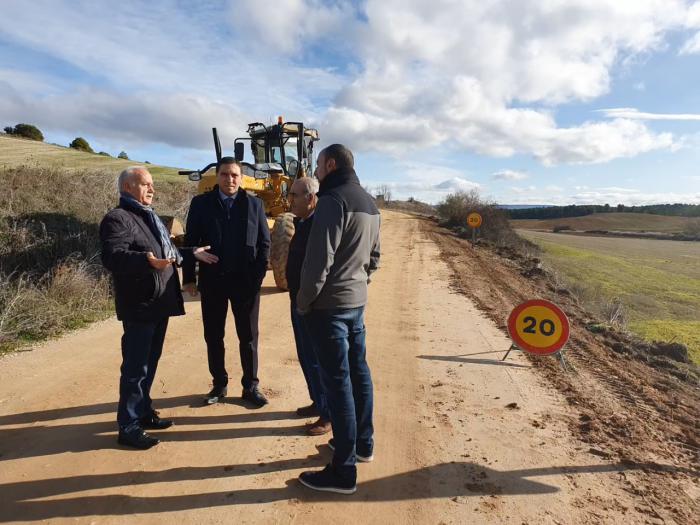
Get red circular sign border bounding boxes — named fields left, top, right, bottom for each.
left=507, top=299, right=570, bottom=355
left=467, top=212, right=482, bottom=228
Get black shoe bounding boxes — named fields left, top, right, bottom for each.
left=328, top=438, right=374, bottom=462
left=117, top=428, right=160, bottom=449
left=296, top=402, right=319, bottom=417
left=242, top=386, right=268, bottom=408
left=299, top=464, right=356, bottom=494
left=140, top=410, right=173, bottom=430
left=204, top=386, right=227, bottom=405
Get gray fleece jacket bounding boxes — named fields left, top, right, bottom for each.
left=296, top=167, right=381, bottom=312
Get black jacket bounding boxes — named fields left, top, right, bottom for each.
left=182, top=186, right=270, bottom=295
left=99, top=197, right=185, bottom=321
left=286, top=214, right=314, bottom=303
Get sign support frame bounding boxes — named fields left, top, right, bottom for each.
left=501, top=342, right=570, bottom=370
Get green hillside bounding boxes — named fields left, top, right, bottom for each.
left=0, top=134, right=182, bottom=179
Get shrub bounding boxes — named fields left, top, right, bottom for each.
left=3, top=126, right=12, bottom=134
left=69, top=137, right=94, bottom=153
left=553, top=225, right=572, bottom=232
left=6, top=123, right=44, bottom=141
left=436, top=190, right=505, bottom=237
left=0, top=166, right=193, bottom=353
left=117, top=151, right=129, bottom=160
left=97, top=151, right=111, bottom=156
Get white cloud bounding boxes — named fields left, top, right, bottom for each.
left=322, top=0, right=689, bottom=164
left=229, top=0, right=358, bottom=55
left=363, top=161, right=481, bottom=203
left=0, top=85, right=248, bottom=150
left=506, top=186, right=700, bottom=205
left=570, top=189, right=700, bottom=205
left=492, top=169, right=529, bottom=181
left=0, top=1, right=344, bottom=149
left=599, top=107, right=700, bottom=120
left=680, top=1, right=700, bottom=54
left=0, top=0, right=696, bottom=167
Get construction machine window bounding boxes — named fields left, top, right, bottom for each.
left=284, top=138, right=300, bottom=176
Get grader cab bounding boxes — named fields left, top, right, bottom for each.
left=178, top=117, right=320, bottom=290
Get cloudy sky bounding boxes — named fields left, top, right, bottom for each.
left=2, top=0, right=700, bottom=205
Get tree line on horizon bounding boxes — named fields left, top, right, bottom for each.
left=3, top=122, right=130, bottom=160
left=508, top=203, right=700, bottom=219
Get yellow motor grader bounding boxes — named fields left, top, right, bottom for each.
left=177, top=117, right=319, bottom=290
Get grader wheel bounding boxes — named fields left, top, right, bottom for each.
left=270, top=212, right=295, bottom=290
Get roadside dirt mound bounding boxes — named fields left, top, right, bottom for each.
left=423, top=217, right=700, bottom=525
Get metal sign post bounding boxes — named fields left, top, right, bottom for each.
left=467, top=212, right=482, bottom=247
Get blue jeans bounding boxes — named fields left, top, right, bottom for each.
left=290, top=302, right=329, bottom=420
left=117, top=318, right=168, bottom=432
left=304, top=306, right=374, bottom=482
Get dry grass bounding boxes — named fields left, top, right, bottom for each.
left=0, top=165, right=192, bottom=354
left=0, top=134, right=182, bottom=179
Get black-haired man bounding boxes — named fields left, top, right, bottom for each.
left=182, top=157, right=271, bottom=407
left=297, top=144, right=381, bottom=494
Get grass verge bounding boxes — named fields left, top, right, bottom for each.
left=524, top=237, right=700, bottom=363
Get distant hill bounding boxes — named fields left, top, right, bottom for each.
left=508, top=203, right=700, bottom=219
left=0, top=134, right=182, bottom=179
left=497, top=204, right=555, bottom=210
left=511, top=212, right=693, bottom=234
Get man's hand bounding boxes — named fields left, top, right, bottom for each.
left=146, top=252, right=175, bottom=270
left=182, top=282, right=198, bottom=297
left=194, top=245, right=219, bottom=264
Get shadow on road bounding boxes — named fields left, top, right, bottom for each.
left=0, top=395, right=304, bottom=463
left=418, top=354, right=531, bottom=368
left=0, top=459, right=678, bottom=522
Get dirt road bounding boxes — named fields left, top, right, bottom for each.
left=0, top=211, right=682, bottom=524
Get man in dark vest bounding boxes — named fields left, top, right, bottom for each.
left=100, top=166, right=185, bottom=449
left=182, top=157, right=271, bottom=407
left=286, top=177, right=331, bottom=436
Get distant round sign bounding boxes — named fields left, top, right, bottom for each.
left=467, top=212, right=482, bottom=229
left=507, top=299, right=570, bottom=355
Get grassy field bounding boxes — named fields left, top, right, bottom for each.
left=511, top=212, right=692, bottom=233
left=518, top=230, right=700, bottom=363
left=0, top=134, right=183, bottom=179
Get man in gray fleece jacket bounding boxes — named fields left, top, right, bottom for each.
left=297, top=144, right=381, bottom=495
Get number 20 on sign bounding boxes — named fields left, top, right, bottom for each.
left=503, top=299, right=570, bottom=366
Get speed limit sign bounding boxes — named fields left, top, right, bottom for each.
left=503, top=299, right=570, bottom=365
left=467, top=212, right=482, bottom=229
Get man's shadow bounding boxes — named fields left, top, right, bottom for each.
left=0, top=395, right=303, bottom=462
left=0, top=458, right=680, bottom=522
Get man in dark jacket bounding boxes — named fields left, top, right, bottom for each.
left=100, top=166, right=185, bottom=449
left=182, top=157, right=271, bottom=407
left=286, top=177, right=331, bottom=436
left=297, top=144, right=381, bottom=494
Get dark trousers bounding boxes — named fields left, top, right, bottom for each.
left=304, top=306, right=373, bottom=483
left=290, top=301, right=329, bottom=420
left=200, top=279, right=260, bottom=390
left=117, top=317, right=169, bottom=432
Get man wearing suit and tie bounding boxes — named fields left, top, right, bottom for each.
left=182, top=157, right=271, bottom=407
